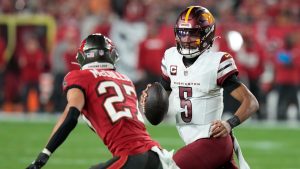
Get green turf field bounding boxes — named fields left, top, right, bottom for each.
left=1, top=119, right=300, bottom=169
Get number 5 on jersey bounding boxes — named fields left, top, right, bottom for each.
left=179, top=86, right=192, bottom=123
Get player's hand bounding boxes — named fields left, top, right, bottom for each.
left=26, top=153, right=49, bottom=169
left=140, top=84, right=152, bottom=110
left=210, top=120, right=231, bottom=138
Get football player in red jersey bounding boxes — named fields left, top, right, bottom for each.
left=26, top=33, right=178, bottom=169
left=141, top=6, right=259, bottom=169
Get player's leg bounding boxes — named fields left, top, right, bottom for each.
left=173, top=135, right=238, bottom=169
left=89, top=150, right=162, bottom=169
left=122, top=150, right=162, bottom=169
left=89, top=156, right=123, bottom=169
left=277, top=85, right=289, bottom=120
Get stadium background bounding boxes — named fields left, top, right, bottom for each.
left=0, top=0, right=299, bottom=168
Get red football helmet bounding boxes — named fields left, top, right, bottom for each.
left=76, top=33, right=119, bottom=69
left=174, top=6, right=216, bottom=58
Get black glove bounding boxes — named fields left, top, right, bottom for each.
left=26, top=152, right=49, bottom=169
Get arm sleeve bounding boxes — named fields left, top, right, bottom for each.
left=221, top=74, right=241, bottom=94
left=45, top=107, right=80, bottom=153
left=160, top=76, right=172, bottom=91
left=160, top=55, right=172, bottom=91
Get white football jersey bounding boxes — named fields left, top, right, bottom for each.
left=161, top=47, right=238, bottom=145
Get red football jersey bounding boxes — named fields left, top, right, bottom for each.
left=63, top=68, right=160, bottom=156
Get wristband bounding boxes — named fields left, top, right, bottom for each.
left=226, top=115, right=241, bottom=128
left=42, top=148, right=52, bottom=156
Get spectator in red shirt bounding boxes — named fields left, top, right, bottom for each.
left=235, top=33, right=267, bottom=119
left=0, top=34, right=6, bottom=108
left=273, top=34, right=300, bottom=120
left=18, top=34, right=46, bottom=112
left=92, top=12, right=111, bottom=38
left=50, top=27, right=80, bottom=112
left=136, top=21, right=167, bottom=95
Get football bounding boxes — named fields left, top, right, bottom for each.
left=143, top=82, right=169, bottom=125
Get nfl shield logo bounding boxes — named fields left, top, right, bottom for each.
left=99, top=50, right=104, bottom=56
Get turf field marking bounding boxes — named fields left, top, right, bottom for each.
left=239, top=140, right=283, bottom=150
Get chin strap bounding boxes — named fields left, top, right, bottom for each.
left=71, top=62, right=81, bottom=66
left=212, top=36, right=221, bottom=42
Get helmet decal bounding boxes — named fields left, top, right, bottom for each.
left=98, top=49, right=104, bottom=56
left=184, top=6, right=195, bottom=22
left=202, top=12, right=214, bottom=24
left=86, top=52, right=95, bottom=58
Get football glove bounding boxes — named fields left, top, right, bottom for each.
left=26, top=152, right=49, bottom=169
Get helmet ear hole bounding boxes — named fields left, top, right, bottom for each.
left=76, top=51, right=85, bottom=67
left=110, top=49, right=119, bottom=63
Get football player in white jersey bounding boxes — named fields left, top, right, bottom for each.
left=141, top=6, right=259, bottom=169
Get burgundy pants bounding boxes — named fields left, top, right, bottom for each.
left=173, top=135, right=238, bottom=169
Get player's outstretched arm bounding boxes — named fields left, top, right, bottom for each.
left=211, top=83, right=259, bottom=138
left=26, top=88, right=85, bottom=169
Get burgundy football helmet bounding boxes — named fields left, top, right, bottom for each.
left=174, top=6, right=216, bottom=58
left=76, top=33, right=119, bottom=69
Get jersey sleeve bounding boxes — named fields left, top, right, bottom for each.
left=217, top=53, right=239, bottom=86
left=161, top=56, right=170, bottom=81
left=160, top=55, right=171, bottom=91
left=63, top=71, right=87, bottom=96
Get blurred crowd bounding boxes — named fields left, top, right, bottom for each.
left=0, top=0, right=299, bottom=121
